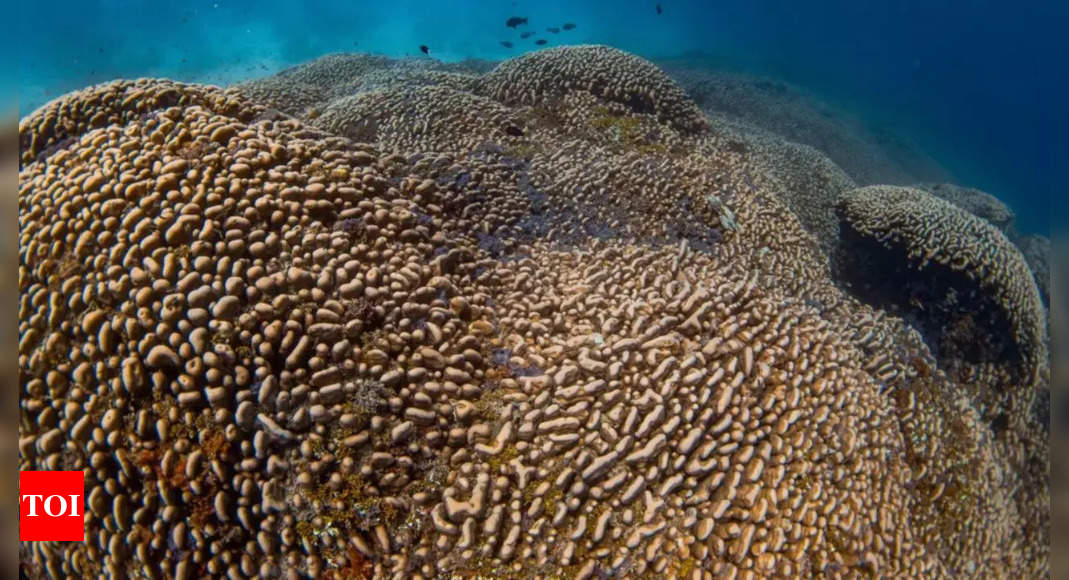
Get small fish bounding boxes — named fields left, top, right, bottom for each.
left=547, top=26, right=560, bottom=33
left=504, top=125, right=524, bottom=136
left=534, top=39, right=547, bottom=45
left=562, top=22, right=576, bottom=30
left=500, top=40, right=514, bottom=48
left=505, top=16, right=528, bottom=28
left=656, top=3, right=662, bottom=14
left=419, top=44, right=430, bottom=55
left=520, top=31, right=534, bottom=39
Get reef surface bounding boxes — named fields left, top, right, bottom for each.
left=18, top=46, right=1049, bottom=578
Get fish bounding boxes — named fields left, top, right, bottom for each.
left=504, top=125, right=524, bottom=136
left=547, top=26, right=560, bottom=33
left=534, top=39, right=547, bottom=45
left=562, top=22, right=576, bottom=30
left=656, top=3, right=662, bottom=15
left=419, top=45, right=430, bottom=55
left=520, top=31, right=534, bottom=39
left=505, top=16, right=528, bottom=28
left=500, top=40, right=514, bottom=48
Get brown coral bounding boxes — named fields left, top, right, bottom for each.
left=18, top=47, right=1049, bottom=579
left=837, top=185, right=1046, bottom=390
left=18, top=78, right=260, bottom=166
left=18, top=79, right=503, bottom=578
left=316, top=85, right=527, bottom=152
left=234, top=53, right=481, bottom=120
left=835, top=185, right=1049, bottom=572
left=914, top=182, right=1016, bottom=232
left=478, top=45, right=709, bottom=134
left=408, top=243, right=936, bottom=577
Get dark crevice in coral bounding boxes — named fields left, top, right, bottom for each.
left=1034, top=386, right=1052, bottom=433
left=31, top=135, right=78, bottom=166
left=833, top=220, right=1022, bottom=385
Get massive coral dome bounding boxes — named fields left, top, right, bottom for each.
left=18, top=47, right=1048, bottom=578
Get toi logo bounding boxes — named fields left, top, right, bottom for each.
left=19, top=471, right=85, bottom=542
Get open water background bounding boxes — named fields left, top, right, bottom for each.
left=15, top=0, right=1067, bottom=233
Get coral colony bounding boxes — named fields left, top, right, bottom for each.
left=19, top=46, right=1048, bottom=577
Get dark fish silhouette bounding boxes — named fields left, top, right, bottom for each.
left=500, top=40, right=514, bottom=48
left=534, top=39, right=547, bottom=45
left=504, top=125, right=524, bottom=136
left=656, top=3, right=662, bottom=15
left=562, top=22, right=576, bottom=30
left=419, top=45, right=430, bottom=55
left=520, top=31, right=534, bottom=39
left=547, top=26, right=560, bottom=33
left=505, top=16, right=528, bottom=28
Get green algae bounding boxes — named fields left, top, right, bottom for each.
left=588, top=106, right=669, bottom=155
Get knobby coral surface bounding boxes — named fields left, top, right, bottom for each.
left=914, top=182, right=1016, bottom=233
left=18, top=47, right=1048, bottom=579
left=837, top=185, right=1045, bottom=389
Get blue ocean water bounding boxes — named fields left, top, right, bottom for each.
left=17, top=0, right=1065, bottom=233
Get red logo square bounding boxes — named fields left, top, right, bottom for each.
left=19, top=471, right=85, bottom=542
